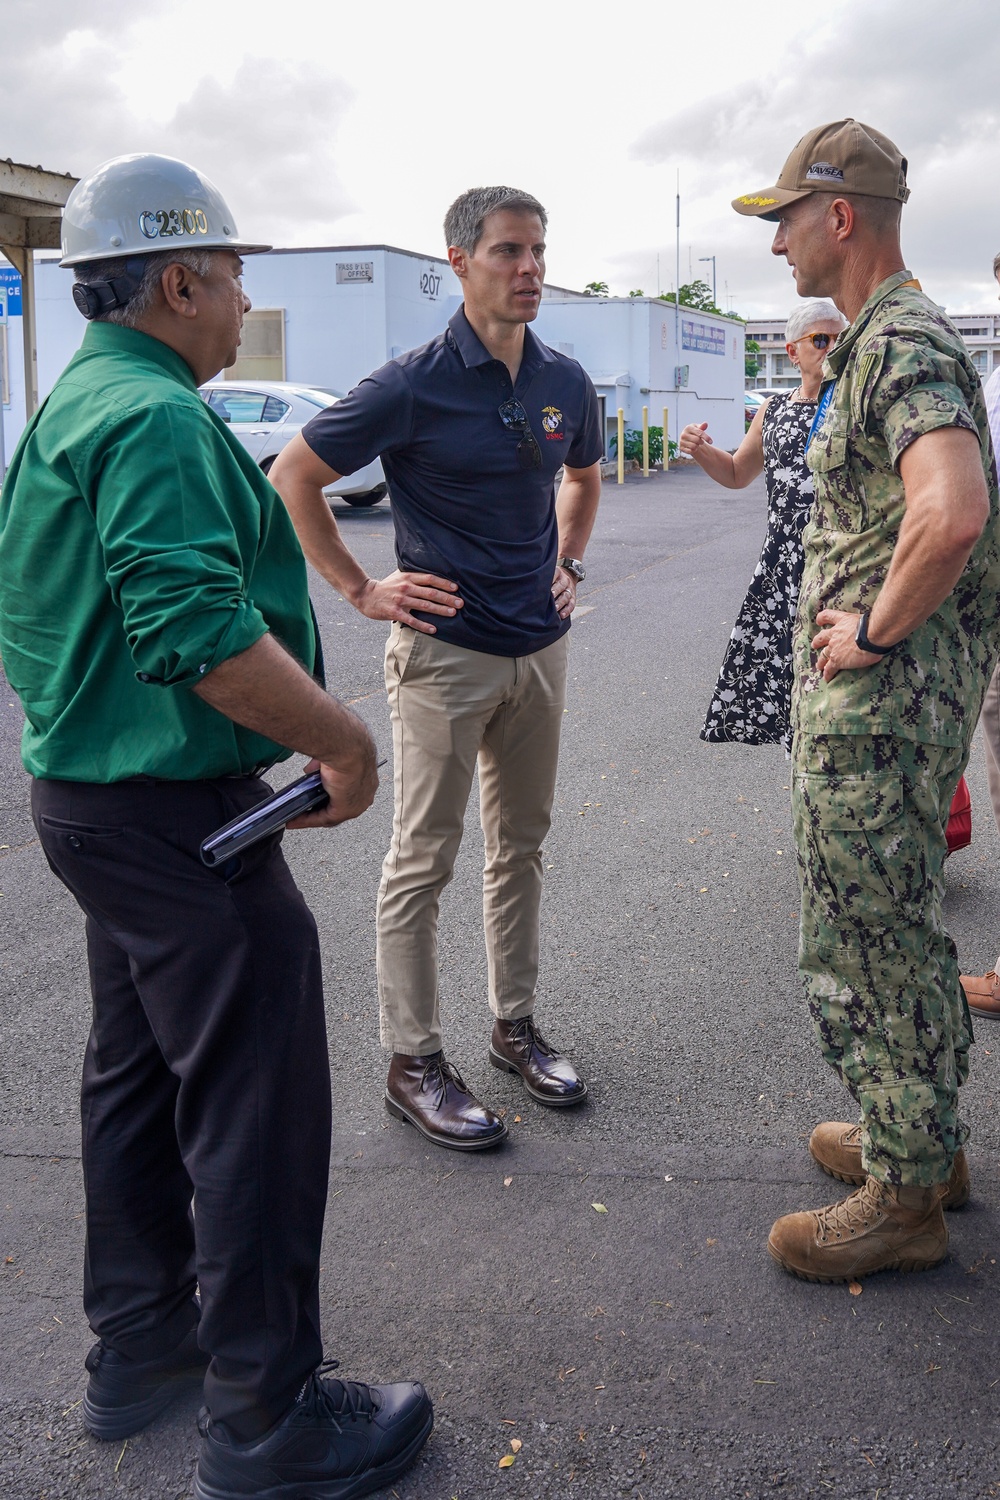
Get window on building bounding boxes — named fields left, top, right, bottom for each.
left=972, top=350, right=989, bottom=373
left=224, top=309, right=285, bottom=381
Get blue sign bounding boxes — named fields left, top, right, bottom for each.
left=0, top=266, right=23, bottom=316
left=682, top=317, right=725, bottom=356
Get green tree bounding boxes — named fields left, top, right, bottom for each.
left=745, top=338, right=760, bottom=379
left=628, top=289, right=644, bottom=298
left=659, top=278, right=719, bottom=313
left=584, top=280, right=609, bottom=296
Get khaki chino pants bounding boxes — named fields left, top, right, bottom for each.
left=376, top=624, right=569, bottom=1056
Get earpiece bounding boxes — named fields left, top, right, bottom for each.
left=71, top=257, right=148, bottom=320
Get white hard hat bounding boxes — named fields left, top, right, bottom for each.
left=60, top=153, right=271, bottom=266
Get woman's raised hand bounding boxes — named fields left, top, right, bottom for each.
left=679, top=422, right=713, bottom=456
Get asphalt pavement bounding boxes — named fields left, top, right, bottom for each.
left=2, top=464, right=1000, bottom=1499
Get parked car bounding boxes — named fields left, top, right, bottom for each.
left=198, top=380, right=388, bottom=507
left=744, top=390, right=767, bottom=430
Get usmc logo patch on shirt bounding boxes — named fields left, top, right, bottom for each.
left=541, top=405, right=564, bottom=440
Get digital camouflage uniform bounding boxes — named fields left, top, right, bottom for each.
left=792, top=269, right=1000, bottom=1187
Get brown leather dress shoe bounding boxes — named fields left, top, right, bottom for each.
left=385, top=1052, right=508, bottom=1152
left=489, top=1016, right=588, bottom=1107
left=960, top=969, right=1000, bottom=1020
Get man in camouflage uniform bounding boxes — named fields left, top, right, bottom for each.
left=733, top=120, right=1000, bottom=1282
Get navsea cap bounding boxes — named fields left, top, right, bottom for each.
left=732, top=119, right=909, bottom=221
left=61, top=153, right=271, bottom=266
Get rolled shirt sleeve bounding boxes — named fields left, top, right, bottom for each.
left=90, top=400, right=271, bottom=687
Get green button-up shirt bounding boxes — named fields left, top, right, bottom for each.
left=0, top=322, right=316, bottom=781
left=795, top=269, right=1000, bottom=746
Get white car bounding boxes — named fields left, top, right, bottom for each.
left=198, top=380, right=388, bottom=507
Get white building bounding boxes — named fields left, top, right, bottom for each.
left=536, top=295, right=746, bottom=453
left=746, top=311, right=1000, bottom=390
left=2, top=246, right=746, bottom=465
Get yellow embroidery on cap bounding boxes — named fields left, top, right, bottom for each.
left=739, top=196, right=779, bottom=207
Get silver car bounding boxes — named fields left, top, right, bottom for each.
left=198, top=380, right=388, bottom=507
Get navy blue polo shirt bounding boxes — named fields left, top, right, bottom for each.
left=301, top=306, right=603, bottom=657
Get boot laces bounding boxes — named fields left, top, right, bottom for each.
left=506, top=1016, right=557, bottom=1058
left=816, top=1180, right=887, bottom=1243
left=296, top=1360, right=379, bottom=1428
left=420, top=1053, right=470, bottom=1101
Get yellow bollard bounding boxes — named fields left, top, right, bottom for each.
left=662, top=406, right=669, bottom=472
left=617, top=407, right=625, bottom=485
left=642, top=406, right=649, bottom=477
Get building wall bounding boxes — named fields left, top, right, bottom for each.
left=535, top=297, right=745, bottom=452
left=14, top=251, right=741, bottom=459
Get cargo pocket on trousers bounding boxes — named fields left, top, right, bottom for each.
left=858, top=1080, right=939, bottom=1165
left=797, top=769, right=927, bottom=942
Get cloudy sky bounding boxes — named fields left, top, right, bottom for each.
left=5, top=0, right=998, bottom=316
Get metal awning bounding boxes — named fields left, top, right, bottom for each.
left=0, top=158, right=77, bottom=447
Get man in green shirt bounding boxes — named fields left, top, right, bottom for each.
left=0, top=154, right=431, bottom=1499
left=733, top=121, right=1000, bottom=1284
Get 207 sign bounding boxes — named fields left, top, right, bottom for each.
left=419, top=268, right=442, bottom=301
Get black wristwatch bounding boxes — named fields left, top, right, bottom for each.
left=558, top=555, right=586, bottom=582
left=855, top=610, right=895, bottom=656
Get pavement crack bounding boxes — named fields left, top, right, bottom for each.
left=0, top=836, right=38, bottom=859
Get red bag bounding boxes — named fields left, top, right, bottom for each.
left=946, top=775, right=971, bottom=855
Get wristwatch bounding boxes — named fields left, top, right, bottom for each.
left=558, top=556, right=586, bottom=582
left=855, top=610, right=895, bottom=656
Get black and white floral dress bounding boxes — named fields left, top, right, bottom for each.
left=700, top=391, right=817, bottom=750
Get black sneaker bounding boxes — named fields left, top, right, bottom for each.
left=83, top=1324, right=209, bottom=1440
left=194, top=1360, right=433, bottom=1500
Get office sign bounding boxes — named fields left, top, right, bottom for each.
left=336, top=261, right=374, bottom=284
left=0, top=266, right=23, bottom=316
left=682, top=317, right=725, bottom=356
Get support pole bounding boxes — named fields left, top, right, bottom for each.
left=20, top=252, right=37, bottom=419
left=617, top=407, right=625, bottom=485
left=662, top=406, right=669, bottom=472
left=642, top=405, right=649, bottom=477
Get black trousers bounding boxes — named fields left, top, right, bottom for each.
left=32, top=775, right=331, bottom=1440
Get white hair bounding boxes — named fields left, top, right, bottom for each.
left=785, top=299, right=846, bottom=344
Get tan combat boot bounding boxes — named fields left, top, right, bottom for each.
left=768, top=1178, right=948, bottom=1283
left=809, top=1122, right=970, bottom=1209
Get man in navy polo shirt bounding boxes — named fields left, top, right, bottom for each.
left=272, top=186, right=603, bottom=1151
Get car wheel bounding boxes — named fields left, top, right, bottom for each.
left=259, top=455, right=276, bottom=475
left=341, top=484, right=388, bottom=508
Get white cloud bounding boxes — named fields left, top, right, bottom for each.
left=0, top=7, right=355, bottom=246
left=3, top=0, right=997, bottom=314
left=628, top=0, right=1000, bottom=313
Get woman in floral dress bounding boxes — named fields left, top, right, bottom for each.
left=679, top=299, right=845, bottom=750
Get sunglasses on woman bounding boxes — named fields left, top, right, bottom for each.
left=793, top=331, right=837, bottom=350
